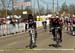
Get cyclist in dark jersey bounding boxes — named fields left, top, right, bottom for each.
left=50, top=16, right=63, bottom=42
left=27, top=14, right=37, bottom=48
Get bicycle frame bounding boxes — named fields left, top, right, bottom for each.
left=29, top=28, right=35, bottom=44
left=42, top=22, right=47, bottom=31
left=55, top=27, right=60, bottom=47
left=26, top=28, right=37, bottom=49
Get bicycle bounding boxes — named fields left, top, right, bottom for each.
left=54, top=27, right=62, bottom=48
left=26, top=28, right=37, bottom=49
left=49, top=27, right=62, bottom=48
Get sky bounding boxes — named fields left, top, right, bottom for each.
left=32, top=0, right=75, bottom=9
left=0, top=0, right=75, bottom=10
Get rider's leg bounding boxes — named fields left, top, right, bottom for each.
left=34, top=30, right=37, bottom=45
left=52, top=28, right=56, bottom=40
left=25, top=24, right=27, bottom=31
left=29, top=30, right=33, bottom=47
left=58, top=28, right=62, bottom=41
left=49, top=23, right=52, bottom=32
left=29, top=34, right=32, bottom=46
left=65, top=22, right=68, bottom=31
left=44, top=24, right=47, bottom=31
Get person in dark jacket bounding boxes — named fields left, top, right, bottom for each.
left=27, top=14, right=37, bottom=48
left=50, top=16, right=63, bottom=42
left=25, top=20, right=28, bottom=31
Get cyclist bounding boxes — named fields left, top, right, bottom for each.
left=65, top=16, right=70, bottom=31
left=50, top=16, right=63, bottom=42
left=42, top=20, right=47, bottom=31
left=27, top=14, right=37, bottom=48
left=70, top=15, right=75, bottom=35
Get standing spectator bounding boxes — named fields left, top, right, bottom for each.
left=9, top=17, right=16, bottom=34
left=25, top=20, right=28, bottom=31
left=1, top=17, right=6, bottom=36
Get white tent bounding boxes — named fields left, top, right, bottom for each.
left=14, top=15, right=21, bottom=19
left=6, top=16, right=11, bottom=19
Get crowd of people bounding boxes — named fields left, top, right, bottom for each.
left=0, top=16, right=25, bottom=36
left=64, top=15, right=75, bottom=35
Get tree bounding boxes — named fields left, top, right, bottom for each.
left=24, top=7, right=32, bottom=14
left=60, top=2, right=69, bottom=14
left=14, top=9, right=22, bottom=16
left=39, top=6, right=45, bottom=15
left=68, top=4, right=75, bottom=15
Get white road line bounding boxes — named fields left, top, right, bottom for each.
left=1, top=48, right=74, bottom=51
left=33, top=49, right=75, bottom=51
left=0, top=50, right=4, bottom=51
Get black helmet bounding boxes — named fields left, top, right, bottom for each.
left=28, top=14, right=33, bottom=20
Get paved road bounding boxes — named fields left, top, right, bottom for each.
left=0, top=27, right=75, bottom=53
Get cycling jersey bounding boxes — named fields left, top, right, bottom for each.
left=50, top=18, right=62, bottom=28
left=29, top=20, right=35, bottom=28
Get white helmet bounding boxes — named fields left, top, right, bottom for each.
left=49, top=15, right=53, bottom=18
left=56, top=16, right=59, bottom=18
left=73, top=15, right=75, bottom=17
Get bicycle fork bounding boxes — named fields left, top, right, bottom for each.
left=55, top=28, right=61, bottom=48
left=29, top=31, right=36, bottom=48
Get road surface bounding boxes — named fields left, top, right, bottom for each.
left=0, top=27, right=75, bottom=53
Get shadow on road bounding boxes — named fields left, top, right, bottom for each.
left=26, top=45, right=37, bottom=49
left=48, top=44, right=62, bottom=48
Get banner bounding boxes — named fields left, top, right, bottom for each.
left=23, top=0, right=31, bottom=6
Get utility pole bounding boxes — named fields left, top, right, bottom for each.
left=21, top=4, right=24, bottom=18
left=65, top=0, right=67, bottom=16
left=47, top=4, right=48, bottom=14
left=32, top=0, right=35, bottom=16
left=65, top=0, right=66, bottom=4
left=57, top=0, right=59, bottom=12
left=37, top=0, right=41, bottom=21
left=5, top=0, right=7, bottom=17
left=12, top=0, right=15, bottom=16
left=32, top=0, right=36, bottom=19
left=21, top=4, right=23, bottom=13
left=34, top=0, right=36, bottom=16
left=52, top=0, right=54, bottom=15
